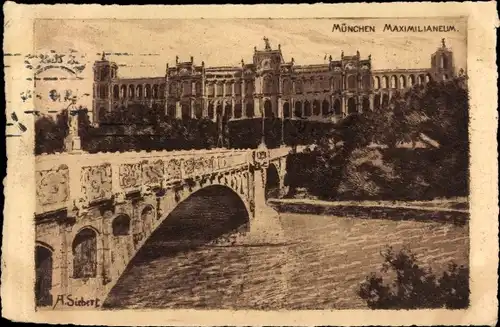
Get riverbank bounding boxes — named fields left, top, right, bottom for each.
left=268, top=197, right=469, bottom=226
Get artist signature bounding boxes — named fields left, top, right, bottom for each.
left=52, top=294, right=101, bottom=309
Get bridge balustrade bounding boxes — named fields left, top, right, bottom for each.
left=35, top=148, right=254, bottom=217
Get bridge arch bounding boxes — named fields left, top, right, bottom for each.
left=103, top=183, right=251, bottom=308
left=265, top=163, right=280, bottom=200
left=35, top=242, right=54, bottom=307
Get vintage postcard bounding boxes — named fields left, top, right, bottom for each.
left=2, top=2, right=499, bottom=326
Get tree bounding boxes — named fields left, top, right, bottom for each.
left=358, top=246, right=469, bottom=309
left=35, top=110, right=68, bottom=154
left=287, top=75, right=469, bottom=200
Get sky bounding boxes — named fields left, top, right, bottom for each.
left=33, top=17, right=467, bottom=111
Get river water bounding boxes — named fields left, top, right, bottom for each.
left=103, top=194, right=469, bottom=310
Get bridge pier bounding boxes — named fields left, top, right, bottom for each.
left=247, top=168, right=286, bottom=244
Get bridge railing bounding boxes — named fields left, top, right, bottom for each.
left=35, top=148, right=254, bottom=217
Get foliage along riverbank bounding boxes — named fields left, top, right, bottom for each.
left=284, top=75, right=469, bottom=202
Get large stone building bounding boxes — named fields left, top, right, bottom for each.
left=92, top=38, right=455, bottom=124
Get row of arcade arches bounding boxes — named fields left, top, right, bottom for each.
left=373, top=73, right=433, bottom=90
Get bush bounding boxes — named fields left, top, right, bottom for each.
left=358, top=246, right=469, bottom=309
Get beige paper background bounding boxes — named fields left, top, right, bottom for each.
left=2, top=1, right=498, bottom=325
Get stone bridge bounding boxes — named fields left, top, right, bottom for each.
left=34, top=145, right=298, bottom=308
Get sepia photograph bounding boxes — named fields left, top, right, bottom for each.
left=2, top=2, right=498, bottom=326
left=32, top=17, right=470, bottom=310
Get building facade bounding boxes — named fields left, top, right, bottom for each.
left=92, top=38, right=455, bottom=124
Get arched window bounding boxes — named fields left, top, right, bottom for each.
left=216, top=82, right=223, bottom=96
left=373, top=76, right=380, bottom=89
left=225, top=82, right=232, bottom=96
left=264, top=99, right=273, bottom=118
left=195, top=82, right=202, bottom=96
left=128, top=85, right=134, bottom=98
left=159, top=84, right=166, bottom=99
left=303, top=79, right=311, bottom=93
left=313, top=100, right=321, bottom=116
left=181, top=103, right=191, bottom=119
left=152, top=85, right=159, bottom=99
left=362, top=75, right=371, bottom=89
left=323, top=78, right=330, bottom=91
left=99, top=85, right=108, bottom=99
left=113, top=85, right=119, bottom=99
left=234, top=82, right=241, bottom=95
left=426, top=74, right=432, bottom=83
left=390, top=76, right=397, bottom=89
left=72, top=228, right=97, bottom=278
left=441, top=55, right=448, bottom=69
left=304, top=101, right=311, bottom=117
left=216, top=103, right=223, bottom=117
left=283, top=79, right=292, bottom=95
left=283, top=102, right=290, bottom=118
left=245, top=80, right=254, bottom=95
left=347, top=75, right=356, bottom=89
left=35, top=245, right=53, bottom=306
left=112, top=215, right=131, bottom=236
left=322, top=100, right=330, bottom=116
left=295, top=80, right=303, bottom=94
left=313, top=77, right=321, bottom=91
left=382, top=76, right=389, bottom=89
left=208, top=102, right=214, bottom=119
left=347, top=97, right=356, bottom=114
left=136, top=85, right=143, bottom=98
left=225, top=104, right=233, bottom=119
left=382, top=94, right=390, bottom=108
left=206, top=83, right=214, bottom=97
left=145, top=84, right=152, bottom=98
left=194, top=102, right=203, bottom=119
left=245, top=102, right=254, bottom=118
left=234, top=103, right=242, bottom=119
left=418, top=75, right=425, bottom=85
left=399, top=75, right=406, bottom=89
left=443, top=74, right=448, bottom=81
left=263, top=76, right=273, bottom=94
left=333, top=99, right=341, bottom=115
left=333, top=77, right=341, bottom=91
left=167, top=105, right=176, bottom=117
left=294, top=101, right=302, bottom=118
left=183, top=82, right=191, bottom=96
left=120, top=85, right=126, bottom=98
left=408, top=75, right=415, bottom=87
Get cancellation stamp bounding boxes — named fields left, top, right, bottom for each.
left=2, top=2, right=499, bottom=326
